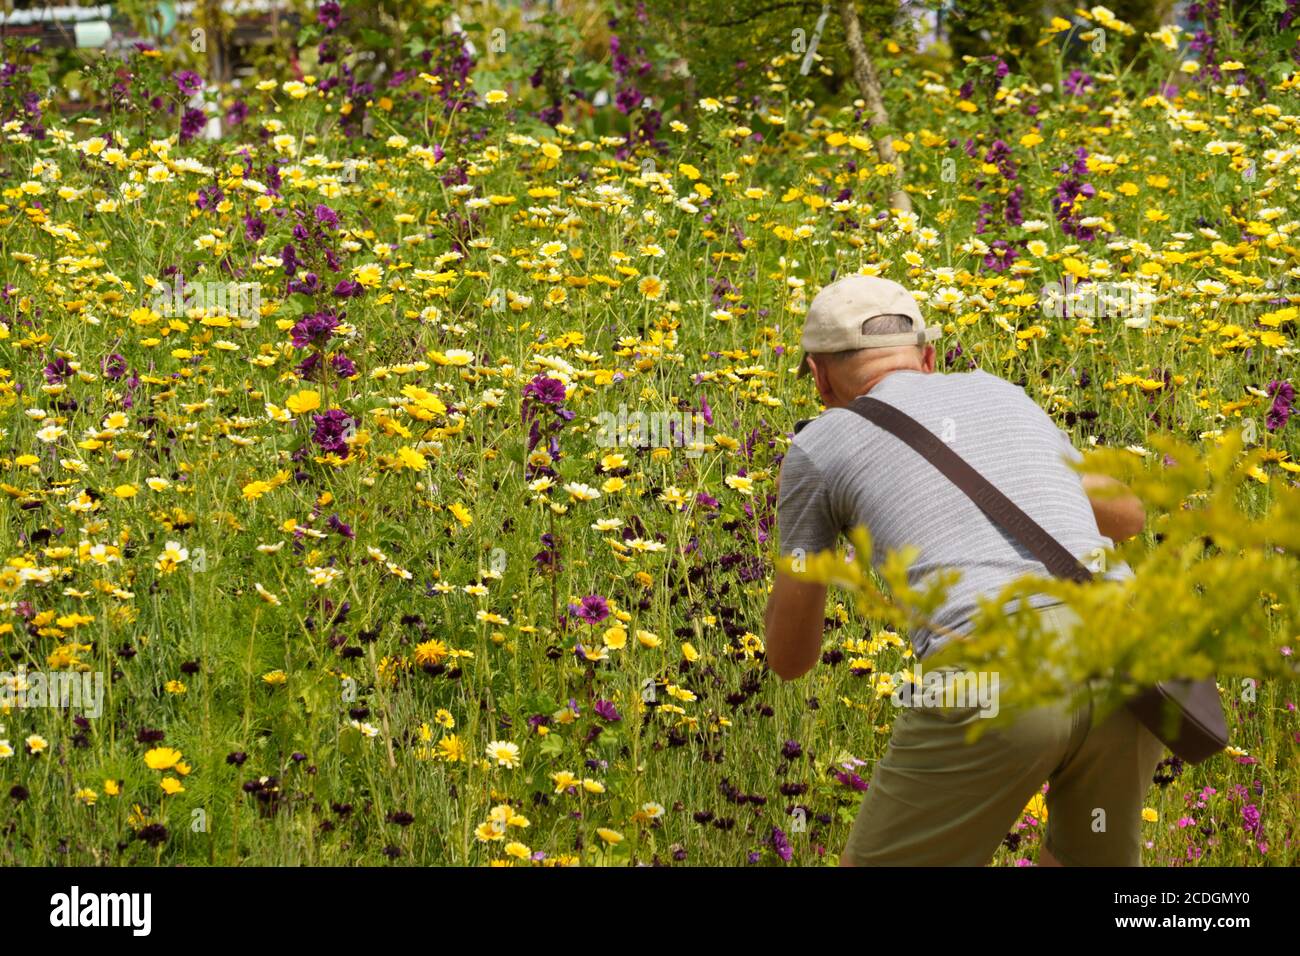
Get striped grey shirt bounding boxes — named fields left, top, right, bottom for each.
left=777, top=368, right=1132, bottom=659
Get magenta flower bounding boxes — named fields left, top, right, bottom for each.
left=174, top=70, right=203, bottom=96
left=594, top=699, right=621, bottom=722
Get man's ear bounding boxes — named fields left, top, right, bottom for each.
left=806, top=355, right=835, bottom=405
left=920, top=344, right=937, bottom=373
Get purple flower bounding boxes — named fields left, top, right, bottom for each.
left=196, top=185, right=224, bottom=211
left=1064, top=69, right=1094, bottom=97
left=43, top=357, right=73, bottom=384
left=575, top=594, right=610, bottom=625
left=1005, top=184, right=1024, bottom=226
left=291, top=311, right=341, bottom=349
left=615, top=86, right=642, bottom=114
left=594, top=699, right=622, bottom=722
left=1052, top=149, right=1097, bottom=241
left=522, top=374, right=567, bottom=407
left=180, top=108, right=207, bottom=143
left=835, top=769, right=869, bottom=791
left=331, top=352, right=357, bottom=378
left=174, top=71, right=203, bottom=97
left=1266, top=379, right=1293, bottom=431
left=1241, top=803, right=1263, bottom=837
left=288, top=273, right=320, bottom=296
left=698, top=394, right=714, bottom=425
left=982, top=239, right=1019, bottom=273
left=770, top=826, right=793, bottom=862
left=311, top=409, right=354, bottom=457
left=317, top=1, right=342, bottom=30
left=101, top=353, right=128, bottom=380
left=533, top=532, right=562, bottom=573
left=314, top=204, right=339, bottom=229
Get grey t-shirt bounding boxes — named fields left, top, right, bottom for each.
left=777, top=368, right=1132, bottom=659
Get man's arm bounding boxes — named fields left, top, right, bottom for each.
left=767, top=443, right=836, bottom=680
left=1056, top=427, right=1146, bottom=542
left=1081, top=472, right=1145, bottom=541
left=764, top=574, right=827, bottom=681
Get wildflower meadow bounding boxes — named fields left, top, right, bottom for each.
left=0, top=0, right=1297, bottom=868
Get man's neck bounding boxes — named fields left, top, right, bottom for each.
left=855, top=364, right=921, bottom=398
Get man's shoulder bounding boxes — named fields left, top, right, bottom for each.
left=789, top=406, right=873, bottom=460
left=935, top=368, right=1036, bottom=407
left=945, top=367, right=1017, bottom=391
left=794, top=404, right=872, bottom=436
left=870, top=366, right=1016, bottom=395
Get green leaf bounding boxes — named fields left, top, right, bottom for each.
left=282, top=293, right=314, bottom=318
left=338, top=724, right=362, bottom=759
left=299, top=678, right=334, bottom=716
left=571, top=61, right=615, bottom=90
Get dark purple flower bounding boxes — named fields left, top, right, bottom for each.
left=575, top=594, right=610, bottom=625
left=180, top=108, right=207, bottom=143
left=770, top=826, right=793, bottom=862
left=314, top=204, right=339, bottom=229
left=1266, top=379, right=1293, bottom=431
left=289, top=274, right=321, bottom=298
left=533, top=532, right=562, bottom=573
left=317, top=1, right=342, bottom=30
left=615, top=86, right=642, bottom=114
left=312, top=409, right=354, bottom=457
left=291, top=311, right=341, bottom=349
left=835, top=769, right=869, bottom=791
left=43, top=357, right=73, bottom=384
left=331, top=353, right=357, bottom=378
left=522, top=374, right=567, bottom=406
left=243, top=214, right=265, bottom=242
left=327, top=513, right=355, bottom=538
left=174, top=70, right=203, bottom=97
left=195, top=185, right=224, bottom=211
left=594, top=699, right=622, bottom=722
left=1064, top=69, right=1095, bottom=97
left=101, top=353, right=128, bottom=380
left=982, top=239, right=1019, bottom=273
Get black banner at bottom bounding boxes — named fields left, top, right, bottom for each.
left=3, top=864, right=1290, bottom=941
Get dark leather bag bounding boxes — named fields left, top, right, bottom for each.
left=839, top=395, right=1228, bottom=764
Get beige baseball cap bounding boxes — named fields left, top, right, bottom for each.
left=797, top=275, right=939, bottom=376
